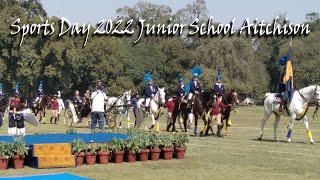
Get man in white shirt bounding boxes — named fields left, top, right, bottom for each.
left=91, top=85, right=107, bottom=133
left=57, top=91, right=65, bottom=121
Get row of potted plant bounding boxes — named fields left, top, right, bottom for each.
left=0, top=137, right=28, bottom=170
left=72, top=131, right=189, bottom=166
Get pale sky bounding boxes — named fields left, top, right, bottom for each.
left=41, top=0, right=320, bottom=26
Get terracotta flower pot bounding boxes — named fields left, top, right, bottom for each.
left=98, top=151, right=110, bottom=164
left=13, top=155, right=25, bottom=169
left=0, top=158, right=9, bottom=170
left=174, top=147, right=186, bottom=159
left=75, top=153, right=85, bottom=166
left=150, top=148, right=161, bottom=161
left=85, top=152, right=97, bottom=165
left=113, top=150, right=125, bottom=163
left=139, top=149, right=148, bottom=162
left=126, top=151, right=136, bottom=163
left=162, top=147, right=174, bottom=160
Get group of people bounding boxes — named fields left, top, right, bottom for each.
left=142, top=67, right=231, bottom=137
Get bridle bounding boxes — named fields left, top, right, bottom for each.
left=298, top=85, right=320, bottom=103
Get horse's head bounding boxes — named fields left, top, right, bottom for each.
left=229, top=90, right=239, bottom=104
left=315, top=85, right=320, bottom=106
left=123, top=90, right=131, bottom=106
left=158, top=87, right=166, bottom=105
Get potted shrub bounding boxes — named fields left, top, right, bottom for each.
left=149, top=133, right=161, bottom=161
left=110, top=138, right=125, bottom=163
left=161, top=133, right=174, bottom=160
left=125, top=136, right=140, bottom=163
left=85, top=143, right=98, bottom=165
left=138, top=134, right=150, bottom=162
left=0, top=142, right=14, bottom=170
left=71, top=138, right=86, bottom=166
left=12, top=137, right=28, bottom=169
left=174, top=133, right=189, bottom=159
left=97, top=143, right=111, bottom=164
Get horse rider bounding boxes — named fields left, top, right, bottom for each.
left=11, top=82, right=21, bottom=113
left=144, top=72, right=157, bottom=115
left=212, top=70, right=225, bottom=104
left=277, top=56, right=288, bottom=112
left=177, top=73, right=186, bottom=103
left=73, top=90, right=85, bottom=122
left=187, top=72, right=203, bottom=107
left=35, top=80, right=44, bottom=104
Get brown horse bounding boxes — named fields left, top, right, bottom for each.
left=32, top=96, right=50, bottom=123
left=169, top=92, right=211, bottom=135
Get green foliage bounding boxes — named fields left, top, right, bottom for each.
left=85, top=143, right=99, bottom=155
left=12, top=136, right=28, bottom=156
left=71, top=138, right=86, bottom=155
left=173, top=132, right=189, bottom=148
left=0, top=141, right=14, bottom=159
left=160, top=133, right=174, bottom=148
left=125, top=136, right=141, bottom=154
left=109, top=138, right=126, bottom=152
left=97, top=143, right=111, bottom=152
left=66, top=128, right=77, bottom=134
left=149, top=133, right=161, bottom=149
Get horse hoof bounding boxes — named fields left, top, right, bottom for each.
left=275, top=139, right=280, bottom=142
left=258, top=136, right=262, bottom=141
left=287, top=139, right=292, bottom=143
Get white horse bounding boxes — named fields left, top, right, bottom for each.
left=136, top=87, right=166, bottom=132
left=258, top=85, right=320, bottom=143
left=105, top=90, right=131, bottom=129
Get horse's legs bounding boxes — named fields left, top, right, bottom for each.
left=193, top=114, right=198, bottom=136
left=287, top=119, right=296, bottom=143
left=149, top=113, right=155, bottom=129
left=258, top=109, right=272, bottom=140
left=302, top=116, right=314, bottom=144
left=273, top=114, right=280, bottom=141
left=126, top=111, right=131, bottom=129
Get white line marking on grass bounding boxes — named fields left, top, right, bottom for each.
left=188, top=144, right=320, bottom=158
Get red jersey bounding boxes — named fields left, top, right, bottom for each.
left=51, top=99, right=59, bottom=110
left=211, top=100, right=229, bottom=116
left=164, top=100, right=175, bottom=113
left=11, top=97, right=21, bottom=108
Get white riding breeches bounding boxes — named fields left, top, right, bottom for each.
left=146, top=98, right=151, bottom=107
left=188, top=93, right=193, bottom=100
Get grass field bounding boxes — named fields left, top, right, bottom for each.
left=1, top=106, right=320, bottom=180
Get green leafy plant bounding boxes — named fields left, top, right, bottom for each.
left=139, top=134, right=151, bottom=151
left=150, top=133, right=161, bottom=149
left=98, top=143, right=111, bottom=152
left=71, top=138, right=86, bottom=155
left=12, top=137, right=28, bottom=156
left=174, top=132, right=189, bottom=148
left=0, top=141, right=14, bottom=159
left=85, top=143, right=99, bottom=154
left=161, top=133, right=174, bottom=148
left=125, top=136, right=141, bottom=154
left=109, top=138, right=126, bottom=152
left=66, top=128, right=77, bottom=134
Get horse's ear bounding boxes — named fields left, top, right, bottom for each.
left=129, top=90, right=131, bottom=94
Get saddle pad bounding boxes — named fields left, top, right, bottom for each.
left=273, top=97, right=281, bottom=103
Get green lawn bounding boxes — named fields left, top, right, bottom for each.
left=1, top=106, right=320, bottom=180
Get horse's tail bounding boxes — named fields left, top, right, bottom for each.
left=264, top=93, right=272, bottom=99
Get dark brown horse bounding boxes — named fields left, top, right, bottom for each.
left=169, top=92, right=211, bottom=135
left=32, top=96, right=50, bottom=123
left=205, top=90, right=239, bottom=136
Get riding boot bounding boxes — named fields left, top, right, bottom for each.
left=205, top=125, right=211, bottom=136
left=187, top=99, right=192, bottom=109
left=50, top=117, right=53, bottom=124
left=54, top=117, right=57, bottom=124
left=279, top=98, right=284, bottom=112
left=217, top=125, right=224, bottom=138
